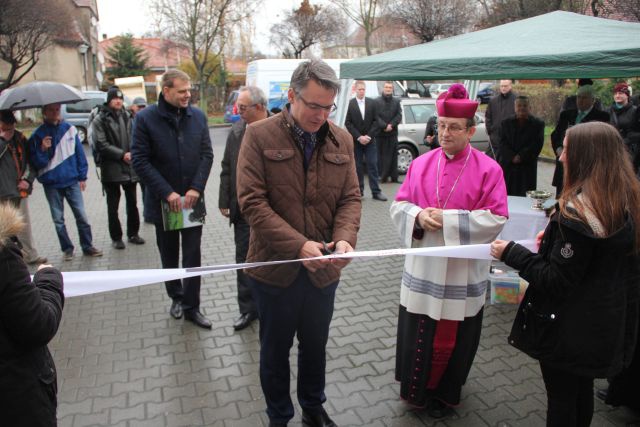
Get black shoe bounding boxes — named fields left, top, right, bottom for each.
left=63, top=249, right=74, bottom=261
left=426, top=398, right=453, bottom=419
left=233, top=312, right=257, bottom=331
left=269, top=422, right=287, bottom=427
left=595, top=388, right=608, bottom=401
left=83, top=247, right=103, bottom=257
left=128, top=235, right=145, bottom=245
left=301, top=407, right=337, bottom=427
left=169, top=300, right=183, bottom=319
left=372, top=193, right=388, bottom=201
left=26, top=256, right=48, bottom=265
left=185, top=310, right=212, bottom=329
left=112, top=240, right=125, bottom=250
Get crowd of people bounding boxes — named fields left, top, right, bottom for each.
left=0, top=63, right=639, bottom=427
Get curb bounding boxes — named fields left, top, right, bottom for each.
left=209, top=123, right=232, bottom=129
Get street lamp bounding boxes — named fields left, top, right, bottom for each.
left=78, top=43, right=90, bottom=90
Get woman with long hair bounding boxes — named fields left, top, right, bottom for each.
left=491, top=121, right=640, bottom=426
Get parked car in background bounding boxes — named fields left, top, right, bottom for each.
left=396, top=98, right=490, bottom=174
left=476, top=82, right=495, bottom=104
left=223, top=90, right=241, bottom=123
left=61, top=91, right=107, bottom=143
left=429, top=83, right=455, bottom=98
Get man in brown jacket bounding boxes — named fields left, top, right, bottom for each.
left=237, top=60, right=361, bottom=427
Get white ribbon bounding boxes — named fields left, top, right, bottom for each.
left=61, top=240, right=536, bottom=298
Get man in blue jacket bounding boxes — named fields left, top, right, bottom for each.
left=29, top=103, right=103, bottom=261
left=132, top=69, right=214, bottom=329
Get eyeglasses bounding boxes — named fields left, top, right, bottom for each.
left=437, top=123, right=468, bottom=134
left=296, top=93, right=336, bottom=113
left=237, top=103, right=257, bottom=112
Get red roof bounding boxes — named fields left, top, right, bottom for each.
left=100, top=37, right=191, bottom=70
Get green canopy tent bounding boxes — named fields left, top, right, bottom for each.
left=335, top=11, right=640, bottom=124
left=339, top=11, right=640, bottom=80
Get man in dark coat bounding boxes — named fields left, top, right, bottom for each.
left=560, top=79, right=603, bottom=112
left=0, top=203, right=64, bottom=427
left=345, top=80, right=387, bottom=200
left=374, top=81, right=402, bottom=183
left=498, top=96, right=545, bottom=196
left=485, top=79, right=517, bottom=160
left=551, top=85, right=610, bottom=196
left=132, top=69, right=214, bottom=329
left=219, top=86, right=268, bottom=331
left=92, top=86, right=145, bottom=250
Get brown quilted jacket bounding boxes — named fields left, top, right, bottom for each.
left=236, top=107, right=361, bottom=288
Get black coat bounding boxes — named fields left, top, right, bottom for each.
left=485, top=91, right=517, bottom=140
left=550, top=108, right=610, bottom=189
left=219, top=119, right=246, bottom=224
left=374, top=95, right=402, bottom=137
left=498, top=115, right=545, bottom=196
left=131, top=94, right=214, bottom=223
left=610, top=103, right=640, bottom=174
left=0, top=207, right=64, bottom=426
left=92, top=105, right=138, bottom=183
left=503, top=208, right=640, bottom=378
left=345, top=97, right=379, bottom=141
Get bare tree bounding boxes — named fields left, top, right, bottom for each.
left=608, top=0, right=640, bottom=20
left=476, top=0, right=574, bottom=27
left=150, top=0, right=257, bottom=112
left=393, top=0, right=475, bottom=43
left=270, top=0, right=346, bottom=59
left=329, top=0, right=387, bottom=56
left=0, top=0, right=74, bottom=91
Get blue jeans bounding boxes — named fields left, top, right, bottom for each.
left=44, top=183, right=93, bottom=252
left=355, top=140, right=382, bottom=196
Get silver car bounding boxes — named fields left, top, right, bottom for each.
left=396, top=98, right=490, bottom=174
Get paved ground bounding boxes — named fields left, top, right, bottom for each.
left=24, top=128, right=640, bottom=426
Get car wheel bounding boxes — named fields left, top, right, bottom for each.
left=77, top=126, right=87, bottom=144
left=397, top=143, right=417, bottom=175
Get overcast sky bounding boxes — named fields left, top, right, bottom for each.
left=96, top=0, right=304, bottom=56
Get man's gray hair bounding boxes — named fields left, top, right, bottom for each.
left=161, top=69, right=191, bottom=89
left=240, top=86, right=268, bottom=107
left=290, top=59, right=340, bottom=95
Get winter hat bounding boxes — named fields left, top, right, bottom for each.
left=613, top=83, right=630, bottom=98
left=436, top=84, right=478, bottom=119
left=0, top=110, right=17, bottom=124
left=106, top=86, right=124, bottom=104
left=132, top=97, right=147, bottom=107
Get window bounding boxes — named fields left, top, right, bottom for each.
left=66, top=97, right=104, bottom=114
left=405, top=104, right=435, bottom=124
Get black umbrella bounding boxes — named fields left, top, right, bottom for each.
left=0, top=81, right=86, bottom=110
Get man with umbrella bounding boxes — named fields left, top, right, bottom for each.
left=28, top=103, right=102, bottom=260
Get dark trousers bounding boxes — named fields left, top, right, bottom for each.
left=354, top=140, right=381, bottom=196
left=249, top=270, right=338, bottom=423
left=103, top=181, right=140, bottom=241
left=233, top=218, right=255, bottom=315
left=154, top=224, right=202, bottom=312
left=540, top=362, right=594, bottom=427
left=377, top=134, right=398, bottom=181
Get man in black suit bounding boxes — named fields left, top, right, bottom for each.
left=551, top=85, right=610, bottom=197
left=345, top=80, right=387, bottom=201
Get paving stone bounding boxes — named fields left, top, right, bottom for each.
left=35, top=134, right=639, bottom=426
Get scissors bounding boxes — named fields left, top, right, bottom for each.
left=321, top=241, right=334, bottom=256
